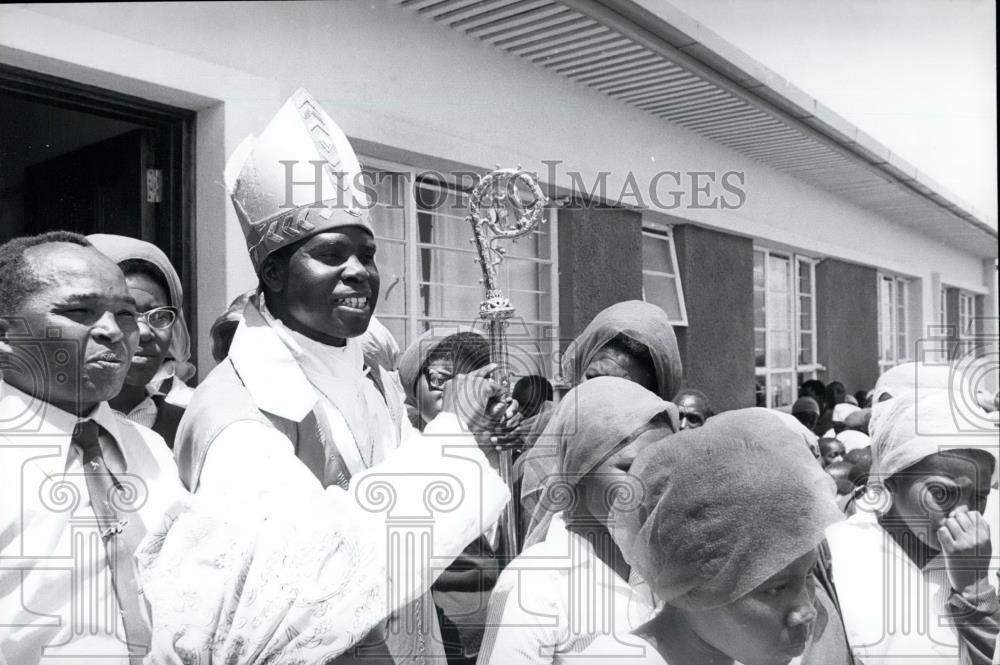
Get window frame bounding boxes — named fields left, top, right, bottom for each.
left=640, top=226, right=688, bottom=326
left=753, top=247, right=820, bottom=409
left=877, top=272, right=913, bottom=373
left=359, top=155, right=560, bottom=376
left=940, top=285, right=947, bottom=328
left=958, top=291, right=977, bottom=337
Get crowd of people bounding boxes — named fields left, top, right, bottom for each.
left=1, top=88, right=998, bottom=665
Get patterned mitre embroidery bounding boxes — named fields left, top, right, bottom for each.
left=296, top=95, right=367, bottom=216
left=227, top=88, right=373, bottom=272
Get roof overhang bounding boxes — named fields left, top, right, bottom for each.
left=400, top=0, right=998, bottom=259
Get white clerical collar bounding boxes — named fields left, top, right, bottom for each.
left=227, top=296, right=318, bottom=422
left=257, top=293, right=365, bottom=377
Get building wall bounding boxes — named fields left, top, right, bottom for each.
left=2, top=2, right=992, bottom=377
left=816, top=259, right=880, bottom=394
left=672, top=224, right=755, bottom=411
left=557, top=208, right=644, bottom=340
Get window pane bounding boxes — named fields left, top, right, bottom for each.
left=755, top=376, right=766, bottom=407
left=799, top=333, right=813, bottom=365
left=506, top=228, right=550, bottom=261
left=502, top=256, right=544, bottom=295
left=753, top=251, right=765, bottom=288
left=428, top=217, right=471, bottom=251
left=755, top=330, right=766, bottom=367
left=642, top=233, right=674, bottom=274
left=363, top=169, right=406, bottom=240
left=643, top=273, right=683, bottom=321
left=377, top=316, right=407, bottom=353
left=375, top=240, right=407, bottom=317
left=419, top=282, right=483, bottom=321
left=770, top=331, right=792, bottom=368
left=880, top=278, right=893, bottom=310
left=754, top=290, right=766, bottom=328
left=798, top=260, right=812, bottom=295
left=418, top=246, right=482, bottom=289
left=799, top=303, right=812, bottom=333
left=768, top=290, right=790, bottom=334
left=505, top=323, right=552, bottom=379
left=505, top=289, right=543, bottom=323
left=768, top=255, right=790, bottom=293
left=771, top=372, right=794, bottom=408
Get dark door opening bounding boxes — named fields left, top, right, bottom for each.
left=0, top=63, right=196, bottom=366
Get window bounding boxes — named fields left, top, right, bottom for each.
left=940, top=286, right=947, bottom=328
left=362, top=161, right=558, bottom=377
left=959, top=292, right=976, bottom=337
left=957, top=291, right=978, bottom=357
left=754, top=249, right=818, bottom=408
left=877, top=274, right=912, bottom=373
left=641, top=229, right=687, bottom=325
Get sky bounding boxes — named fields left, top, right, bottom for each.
left=665, top=0, right=998, bottom=223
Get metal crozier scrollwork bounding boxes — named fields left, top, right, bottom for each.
left=468, top=166, right=547, bottom=557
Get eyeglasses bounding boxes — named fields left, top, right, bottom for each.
left=137, top=306, right=179, bottom=331
left=422, top=367, right=454, bottom=391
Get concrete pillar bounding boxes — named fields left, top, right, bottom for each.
left=815, top=258, right=879, bottom=393
left=556, top=207, right=644, bottom=341
left=672, top=224, right=754, bottom=412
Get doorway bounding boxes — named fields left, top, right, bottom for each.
left=0, top=63, right=197, bottom=364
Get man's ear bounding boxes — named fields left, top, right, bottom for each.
left=259, top=254, right=286, bottom=294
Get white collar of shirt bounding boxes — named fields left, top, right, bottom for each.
left=0, top=379, right=128, bottom=472
left=125, top=392, right=160, bottom=430
left=227, top=296, right=320, bottom=422
left=146, top=361, right=174, bottom=394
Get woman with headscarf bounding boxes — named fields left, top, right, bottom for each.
left=872, top=360, right=953, bottom=404
left=478, top=377, right=678, bottom=665
left=396, top=327, right=502, bottom=665
left=88, top=234, right=195, bottom=447
left=560, top=300, right=681, bottom=401
left=577, top=408, right=849, bottom=665
left=517, top=300, right=682, bottom=533
left=826, top=391, right=1000, bottom=664
left=398, top=328, right=493, bottom=431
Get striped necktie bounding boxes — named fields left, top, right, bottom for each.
left=72, top=419, right=152, bottom=664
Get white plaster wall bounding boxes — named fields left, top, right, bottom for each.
left=3, top=1, right=992, bottom=373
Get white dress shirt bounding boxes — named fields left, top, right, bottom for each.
left=0, top=380, right=187, bottom=665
